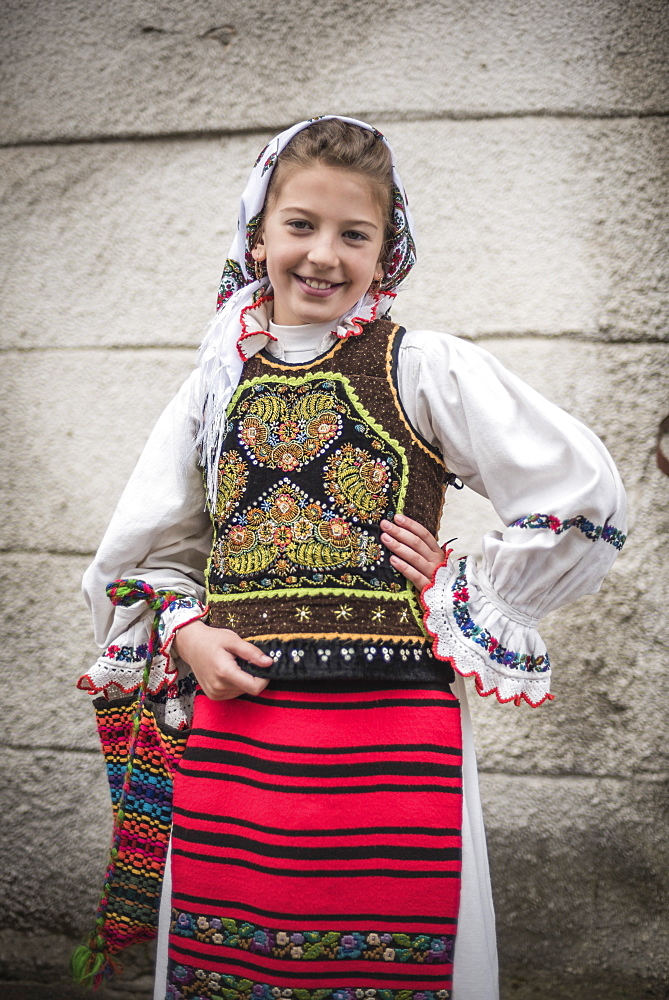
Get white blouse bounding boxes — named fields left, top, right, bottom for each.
left=81, top=316, right=625, bottom=1000
left=81, top=318, right=626, bottom=714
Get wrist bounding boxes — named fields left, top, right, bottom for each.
left=171, top=618, right=209, bottom=662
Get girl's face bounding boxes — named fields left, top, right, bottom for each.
left=257, top=162, right=385, bottom=327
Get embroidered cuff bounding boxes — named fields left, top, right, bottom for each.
left=158, top=595, right=209, bottom=666
left=421, top=555, right=553, bottom=708
left=77, top=597, right=207, bottom=701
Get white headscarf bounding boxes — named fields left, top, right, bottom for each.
left=195, top=115, right=417, bottom=510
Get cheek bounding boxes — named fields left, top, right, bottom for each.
left=264, top=243, right=293, bottom=282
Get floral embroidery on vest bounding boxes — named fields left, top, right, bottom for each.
left=208, top=372, right=408, bottom=601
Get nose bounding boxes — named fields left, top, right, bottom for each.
left=306, top=231, right=339, bottom=270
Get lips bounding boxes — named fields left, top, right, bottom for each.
left=294, top=274, right=344, bottom=297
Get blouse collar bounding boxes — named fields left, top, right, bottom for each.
left=235, top=290, right=395, bottom=362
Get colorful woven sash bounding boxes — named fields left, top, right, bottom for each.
left=72, top=580, right=189, bottom=989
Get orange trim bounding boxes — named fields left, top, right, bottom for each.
left=383, top=326, right=446, bottom=467
left=256, top=338, right=346, bottom=371
left=242, top=631, right=430, bottom=643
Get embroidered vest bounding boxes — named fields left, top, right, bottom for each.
left=206, top=319, right=454, bottom=682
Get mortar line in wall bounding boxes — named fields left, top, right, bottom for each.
left=1, top=741, right=101, bottom=755
left=3, top=332, right=669, bottom=355
left=0, top=547, right=95, bottom=557
left=477, top=769, right=669, bottom=784
left=0, top=343, right=198, bottom=354
left=2, top=742, right=666, bottom=782
left=1, top=108, right=667, bottom=148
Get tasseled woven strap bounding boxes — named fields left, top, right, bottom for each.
left=72, top=579, right=186, bottom=990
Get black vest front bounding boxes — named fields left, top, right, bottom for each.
left=206, top=319, right=454, bottom=682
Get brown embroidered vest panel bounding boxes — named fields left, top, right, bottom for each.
left=206, top=319, right=453, bottom=682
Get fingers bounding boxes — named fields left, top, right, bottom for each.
left=176, top=623, right=272, bottom=701
left=380, top=513, right=443, bottom=556
left=197, top=652, right=270, bottom=701
left=382, top=531, right=435, bottom=570
left=204, top=633, right=271, bottom=700
left=380, top=512, right=445, bottom=591
left=215, top=659, right=270, bottom=699
left=386, top=554, right=431, bottom=592
left=223, top=631, right=273, bottom=669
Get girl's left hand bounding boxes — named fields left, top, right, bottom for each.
left=380, top=512, right=446, bottom=591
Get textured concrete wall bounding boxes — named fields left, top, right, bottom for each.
left=1, top=1, right=668, bottom=998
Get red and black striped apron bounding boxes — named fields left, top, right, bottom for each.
left=167, top=679, right=462, bottom=1000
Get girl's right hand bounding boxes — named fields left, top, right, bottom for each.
left=172, top=620, right=273, bottom=700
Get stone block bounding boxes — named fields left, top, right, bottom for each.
left=1, top=0, right=667, bottom=143
left=393, top=118, right=669, bottom=342
left=0, top=349, right=193, bottom=552
left=0, top=748, right=111, bottom=932
left=0, top=554, right=104, bottom=750
left=2, top=118, right=666, bottom=352
left=480, top=773, right=669, bottom=986
left=0, top=930, right=154, bottom=998
left=0, top=136, right=264, bottom=351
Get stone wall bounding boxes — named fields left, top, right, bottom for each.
left=1, top=2, right=667, bottom=997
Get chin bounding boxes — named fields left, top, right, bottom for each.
left=278, top=298, right=351, bottom=328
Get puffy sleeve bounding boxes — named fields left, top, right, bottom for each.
left=78, top=371, right=212, bottom=721
left=397, top=330, right=627, bottom=707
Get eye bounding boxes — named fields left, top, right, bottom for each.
left=287, top=219, right=312, bottom=231
left=343, top=230, right=369, bottom=242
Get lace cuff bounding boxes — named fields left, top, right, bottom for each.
left=421, top=555, right=553, bottom=707
left=77, top=597, right=207, bottom=701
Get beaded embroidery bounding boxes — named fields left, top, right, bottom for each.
left=237, top=379, right=344, bottom=472
left=208, top=372, right=408, bottom=601
left=211, top=478, right=385, bottom=590
left=511, top=512, right=626, bottom=550
left=451, top=558, right=550, bottom=674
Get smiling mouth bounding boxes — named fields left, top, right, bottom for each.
left=295, top=274, right=343, bottom=292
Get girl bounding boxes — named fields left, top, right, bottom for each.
left=79, top=116, right=626, bottom=1000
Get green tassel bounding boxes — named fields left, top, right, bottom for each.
left=71, top=943, right=108, bottom=988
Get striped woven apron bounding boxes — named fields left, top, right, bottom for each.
left=167, top=680, right=462, bottom=1000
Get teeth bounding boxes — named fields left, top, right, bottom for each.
left=302, top=277, right=333, bottom=290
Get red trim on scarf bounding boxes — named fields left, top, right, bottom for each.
left=235, top=289, right=395, bottom=357
left=237, top=294, right=278, bottom=361
left=334, top=290, right=396, bottom=340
